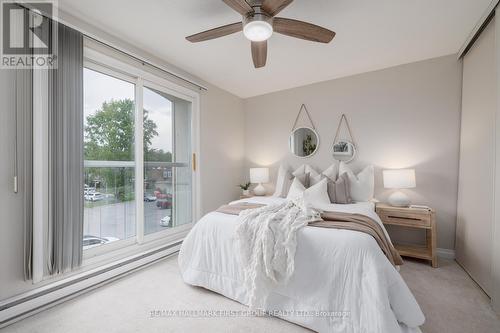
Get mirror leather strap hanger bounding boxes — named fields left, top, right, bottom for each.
left=291, top=104, right=316, bottom=132
left=333, top=114, right=356, bottom=148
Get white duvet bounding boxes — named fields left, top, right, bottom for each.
left=178, top=197, right=425, bottom=333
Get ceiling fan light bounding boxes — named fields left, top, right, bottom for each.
left=243, top=20, right=273, bottom=42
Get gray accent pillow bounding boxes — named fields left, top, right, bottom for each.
left=327, top=173, right=352, bottom=204
left=296, top=172, right=310, bottom=188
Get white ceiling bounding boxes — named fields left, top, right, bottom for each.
left=58, top=0, right=492, bottom=98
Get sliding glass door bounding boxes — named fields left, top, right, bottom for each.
left=82, top=52, right=197, bottom=255
left=143, top=85, right=192, bottom=235
left=83, top=67, right=136, bottom=250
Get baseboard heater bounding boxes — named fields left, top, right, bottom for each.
left=0, top=241, right=182, bottom=328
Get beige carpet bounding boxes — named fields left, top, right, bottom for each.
left=2, top=256, right=499, bottom=333
left=400, top=258, right=500, bottom=333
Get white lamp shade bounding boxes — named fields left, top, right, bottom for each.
left=383, top=169, right=416, bottom=189
left=250, top=168, right=269, bottom=184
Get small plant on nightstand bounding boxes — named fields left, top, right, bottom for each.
left=238, top=182, right=251, bottom=196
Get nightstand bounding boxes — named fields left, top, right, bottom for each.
left=240, top=194, right=253, bottom=199
left=376, top=203, right=437, bottom=268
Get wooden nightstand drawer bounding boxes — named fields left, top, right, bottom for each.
left=377, top=210, right=430, bottom=228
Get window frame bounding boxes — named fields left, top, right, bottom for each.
left=81, top=47, right=200, bottom=261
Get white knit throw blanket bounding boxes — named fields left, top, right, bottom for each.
left=236, top=199, right=322, bottom=309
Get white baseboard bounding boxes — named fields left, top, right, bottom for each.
left=0, top=241, right=181, bottom=328
left=437, top=248, right=456, bottom=260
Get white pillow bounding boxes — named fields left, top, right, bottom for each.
left=310, top=163, right=338, bottom=186
left=303, top=178, right=331, bottom=207
left=292, top=164, right=320, bottom=178
left=273, top=165, right=293, bottom=197
left=287, top=177, right=330, bottom=207
left=339, top=162, right=374, bottom=202
left=286, top=177, right=306, bottom=201
left=322, top=164, right=338, bottom=181
left=310, top=174, right=323, bottom=186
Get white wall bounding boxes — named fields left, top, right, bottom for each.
left=456, top=17, right=496, bottom=296
left=199, top=85, right=245, bottom=214
left=243, top=54, right=463, bottom=251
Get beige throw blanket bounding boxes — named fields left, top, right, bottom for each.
left=313, top=211, right=403, bottom=266
left=216, top=202, right=265, bottom=215
left=216, top=203, right=403, bottom=266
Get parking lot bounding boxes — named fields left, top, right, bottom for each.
left=83, top=200, right=172, bottom=240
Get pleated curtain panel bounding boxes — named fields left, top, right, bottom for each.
left=17, top=68, right=33, bottom=281
left=47, top=23, right=84, bottom=275
left=21, top=20, right=84, bottom=279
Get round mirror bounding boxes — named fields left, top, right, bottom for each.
left=332, top=140, right=356, bottom=162
left=289, top=127, right=319, bottom=158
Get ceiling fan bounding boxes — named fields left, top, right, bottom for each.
left=186, top=0, right=336, bottom=68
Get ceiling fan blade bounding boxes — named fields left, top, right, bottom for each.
left=261, top=0, right=293, bottom=16
left=186, top=22, right=242, bottom=42
left=273, top=17, right=335, bottom=43
left=251, top=41, right=267, bottom=68
left=222, top=0, right=253, bottom=15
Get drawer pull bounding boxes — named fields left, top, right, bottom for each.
left=387, top=215, right=421, bottom=221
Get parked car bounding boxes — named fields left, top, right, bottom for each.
left=156, top=195, right=172, bottom=209
left=82, top=235, right=119, bottom=250
left=160, top=216, right=171, bottom=227
left=84, top=187, right=96, bottom=195
left=85, top=192, right=104, bottom=202
left=154, top=191, right=171, bottom=200
left=144, top=193, right=157, bottom=202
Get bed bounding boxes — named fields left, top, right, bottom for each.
left=178, top=196, right=425, bottom=333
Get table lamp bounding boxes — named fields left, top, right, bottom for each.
left=250, top=168, right=269, bottom=196
left=383, top=169, right=416, bottom=207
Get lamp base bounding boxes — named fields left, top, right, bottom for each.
left=253, top=183, right=266, bottom=196
left=388, top=190, right=411, bottom=207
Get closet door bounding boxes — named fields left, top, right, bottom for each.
left=494, top=9, right=500, bottom=313
left=456, top=17, right=496, bottom=295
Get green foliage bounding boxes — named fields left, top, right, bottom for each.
left=238, top=182, right=251, bottom=190
left=84, top=99, right=159, bottom=161
left=84, top=98, right=172, bottom=198
left=145, top=149, right=172, bottom=162
left=84, top=167, right=134, bottom=196
left=303, top=134, right=317, bottom=156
